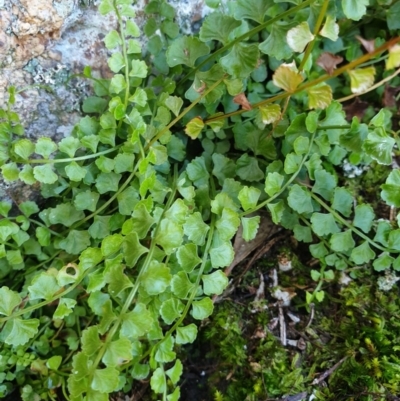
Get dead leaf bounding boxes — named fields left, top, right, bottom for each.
left=356, top=35, right=375, bottom=53
left=383, top=85, right=400, bottom=108
left=343, top=97, right=369, bottom=121
left=233, top=92, right=252, bottom=111
left=316, top=52, right=343, bottom=75
left=225, top=212, right=278, bottom=277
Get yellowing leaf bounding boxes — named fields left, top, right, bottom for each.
left=287, top=21, right=314, bottom=53
left=259, top=104, right=281, bottom=124
left=185, top=117, right=204, bottom=139
left=319, top=15, right=339, bottom=42
left=348, top=67, right=376, bottom=94
left=386, top=44, right=400, bottom=70
left=307, top=83, right=332, bottom=109
left=272, top=62, right=304, bottom=93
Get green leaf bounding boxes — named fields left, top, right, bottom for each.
left=1, top=162, right=19, bottom=182
left=129, top=203, right=154, bottom=239
left=166, top=359, right=183, bottom=385
left=95, top=172, right=122, bottom=194
left=166, top=36, right=210, bottom=67
left=82, top=326, right=102, bottom=356
left=348, top=67, right=375, bottom=94
left=0, top=286, right=21, bottom=316
left=312, top=169, right=336, bottom=200
left=155, top=337, right=176, bottom=363
left=53, top=298, right=76, bottom=319
left=0, top=201, right=12, bottom=217
left=33, top=164, right=58, bottom=184
left=353, top=204, right=375, bottom=233
left=363, top=128, right=395, bottom=165
left=286, top=21, right=314, bottom=53
left=35, top=137, right=57, bottom=158
left=89, top=216, right=111, bottom=239
left=74, top=190, right=100, bottom=212
left=28, top=273, right=61, bottom=301
left=13, top=139, right=35, bottom=159
left=310, top=213, right=341, bottom=236
left=293, top=136, right=309, bottom=156
left=185, top=117, right=204, bottom=140
left=241, top=216, right=260, bottom=241
left=216, top=208, right=240, bottom=241
left=388, top=229, right=400, bottom=251
left=171, top=271, right=194, bottom=299
left=120, top=303, right=153, bottom=339
left=288, top=184, right=313, bottom=214
left=176, top=324, right=198, bottom=344
left=268, top=200, right=285, bottom=223
left=265, top=172, right=284, bottom=197
left=293, top=224, right=313, bottom=243
left=342, top=0, right=369, bottom=21
left=183, top=212, right=210, bottom=246
left=104, top=30, right=121, bottom=49
left=108, top=52, right=125, bottom=73
left=0, top=220, right=19, bottom=242
left=220, top=43, right=259, bottom=78
left=236, top=154, right=264, bottom=182
left=381, top=170, right=400, bottom=207
left=160, top=298, right=185, bottom=324
left=0, top=318, right=39, bottom=346
left=141, top=261, right=171, bottom=295
left=65, top=161, right=87, bottom=182
left=177, top=243, right=202, bottom=273
left=199, top=13, right=241, bottom=44
left=129, top=59, right=148, bottom=78
left=59, top=230, right=91, bottom=254
left=123, top=232, right=149, bottom=267
left=272, top=62, right=304, bottom=93
left=101, top=234, right=123, bottom=257
left=330, top=230, right=355, bottom=252
left=202, top=270, right=228, bottom=296
left=103, top=338, right=133, bottom=367
left=150, top=368, right=166, bottom=394
left=92, top=367, right=119, bottom=393
left=126, top=19, right=140, bottom=37
left=387, top=2, right=400, bottom=30
left=210, top=242, right=234, bottom=268
left=187, top=156, right=209, bottom=187
left=350, top=241, right=376, bottom=264
left=332, top=187, right=353, bottom=217
left=212, top=153, right=236, bottom=185
left=59, top=137, right=81, bottom=158
left=259, top=22, right=294, bottom=60
left=154, top=218, right=183, bottom=255
left=191, top=297, right=214, bottom=320
left=19, top=201, right=39, bottom=217
left=114, top=153, right=135, bottom=173
left=109, top=74, right=126, bottom=94
left=165, top=96, right=183, bottom=117
left=47, top=355, right=62, bottom=371
left=99, top=0, right=114, bottom=14
left=373, top=253, right=393, bottom=272
left=238, top=186, right=261, bottom=211
left=233, top=0, right=270, bottom=23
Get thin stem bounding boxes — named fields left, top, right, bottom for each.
left=299, top=0, right=329, bottom=71
left=178, top=0, right=316, bottom=86
left=89, top=167, right=178, bottom=372
left=24, top=145, right=120, bottom=164
left=241, top=131, right=316, bottom=217
left=147, top=77, right=226, bottom=148
left=205, top=37, right=400, bottom=124
left=309, top=191, right=394, bottom=254
left=337, top=66, right=400, bottom=103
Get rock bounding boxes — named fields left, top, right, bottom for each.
left=0, top=0, right=210, bottom=201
